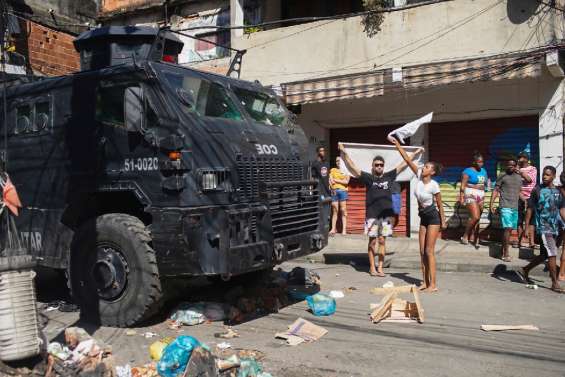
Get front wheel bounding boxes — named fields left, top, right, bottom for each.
left=69, top=214, right=163, bottom=327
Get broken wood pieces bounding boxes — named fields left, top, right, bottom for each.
left=480, top=325, right=539, bottom=332
left=369, top=285, right=424, bottom=324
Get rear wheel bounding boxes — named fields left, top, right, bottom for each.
left=69, top=214, right=163, bottom=327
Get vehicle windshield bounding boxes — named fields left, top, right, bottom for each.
left=160, top=67, right=243, bottom=121
left=232, top=87, right=288, bottom=127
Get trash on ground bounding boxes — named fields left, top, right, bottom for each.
left=215, top=327, right=240, bottom=339
left=217, top=354, right=240, bottom=372
left=183, top=347, right=217, bottom=377
left=217, top=342, right=232, bottom=350
left=126, top=330, right=138, bottom=336
left=480, top=324, right=539, bottom=332
left=525, top=284, right=538, bottom=290
left=275, top=318, right=328, bottom=346
left=132, top=364, right=159, bottom=377
left=369, top=285, right=424, bottom=324
left=142, top=332, right=158, bottom=339
left=382, top=281, right=395, bottom=288
left=238, top=358, right=263, bottom=377
left=116, top=364, right=132, bottom=377
left=44, top=300, right=80, bottom=313
left=306, top=293, right=336, bottom=316
left=46, top=327, right=114, bottom=377
left=157, top=335, right=200, bottom=377
left=344, top=286, right=357, bottom=293
left=170, top=302, right=231, bottom=326
left=150, top=338, right=174, bottom=361
left=328, top=290, right=345, bottom=299
left=287, top=267, right=320, bottom=287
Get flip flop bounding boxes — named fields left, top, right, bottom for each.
left=515, top=269, right=533, bottom=284
left=375, top=271, right=386, bottom=277
left=551, top=287, right=565, bottom=294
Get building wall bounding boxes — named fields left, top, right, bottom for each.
left=232, top=0, right=564, bottom=86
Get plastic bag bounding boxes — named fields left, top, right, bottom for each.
left=170, top=302, right=228, bottom=326
left=150, top=338, right=174, bottom=361
left=157, top=336, right=200, bottom=377
left=237, top=358, right=263, bottom=377
left=306, top=293, right=336, bottom=316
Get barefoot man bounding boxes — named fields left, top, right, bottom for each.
left=339, top=142, right=423, bottom=277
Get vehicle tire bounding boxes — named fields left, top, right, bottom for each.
left=68, top=214, right=163, bottom=327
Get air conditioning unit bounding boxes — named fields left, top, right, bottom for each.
left=546, top=50, right=564, bottom=78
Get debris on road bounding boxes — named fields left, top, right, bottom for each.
left=480, top=325, right=539, bottom=332
left=216, top=342, right=232, bottom=351
left=149, top=338, right=174, bottom=361
left=215, top=327, right=240, bottom=339
left=525, top=284, right=539, bottom=290
left=157, top=335, right=201, bottom=377
left=126, top=330, right=137, bottom=336
left=46, top=327, right=114, bottom=377
left=142, top=332, right=158, bottom=339
left=369, top=285, right=424, bottom=324
left=306, top=293, right=336, bottom=316
left=183, top=347, right=217, bottom=377
left=170, top=302, right=231, bottom=326
left=275, top=318, right=328, bottom=346
left=382, top=281, right=395, bottom=288
left=328, top=290, right=344, bottom=299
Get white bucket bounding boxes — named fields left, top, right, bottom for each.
left=0, top=269, right=41, bottom=361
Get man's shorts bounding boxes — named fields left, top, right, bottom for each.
left=464, top=187, right=485, bottom=205
left=364, top=217, right=393, bottom=238
left=540, top=233, right=559, bottom=257
left=331, top=189, right=348, bottom=202
left=500, top=207, right=518, bottom=229
left=391, top=193, right=401, bottom=215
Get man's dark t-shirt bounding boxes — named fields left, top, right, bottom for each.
left=312, top=160, right=331, bottom=198
left=358, top=170, right=397, bottom=219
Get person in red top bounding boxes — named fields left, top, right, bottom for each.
left=517, top=152, right=537, bottom=248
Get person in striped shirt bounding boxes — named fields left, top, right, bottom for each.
left=517, top=152, right=537, bottom=248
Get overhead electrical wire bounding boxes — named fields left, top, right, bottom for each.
left=537, top=0, right=565, bottom=13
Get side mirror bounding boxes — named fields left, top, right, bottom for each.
left=124, top=87, right=145, bottom=132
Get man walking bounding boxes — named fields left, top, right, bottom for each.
left=490, top=157, right=531, bottom=262
left=312, top=146, right=331, bottom=201
left=517, top=152, right=537, bottom=248
left=521, top=166, right=565, bottom=293
left=339, top=143, right=422, bottom=277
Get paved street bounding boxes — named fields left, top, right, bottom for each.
left=38, top=257, right=565, bottom=377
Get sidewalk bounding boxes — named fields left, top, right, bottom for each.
left=296, top=234, right=550, bottom=277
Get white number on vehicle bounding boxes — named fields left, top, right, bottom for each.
left=255, top=144, right=279, bottom=155
left=124, top=157, right=159, bottom=172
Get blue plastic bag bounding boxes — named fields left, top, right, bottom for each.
left=306, top=293, right=336, bottom=316
left=157, top=336, right=201, bottom=377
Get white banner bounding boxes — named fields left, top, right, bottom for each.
left=387, top=112, right=433, bottom=144
left=339, top=142, right=423, bottom=182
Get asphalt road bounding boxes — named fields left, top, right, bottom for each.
left=37, top=261, right=565, bottom=377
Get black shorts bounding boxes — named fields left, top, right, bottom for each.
left=518, top=198, right=531, bottom=226
left=419, top=206, right=441, bottom=227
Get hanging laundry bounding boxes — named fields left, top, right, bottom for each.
left=387, top=112, right=434, bottom=144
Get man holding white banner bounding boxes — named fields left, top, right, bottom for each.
left=339, top=142, right=423, bottom=277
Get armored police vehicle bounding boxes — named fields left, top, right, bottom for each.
left=0, top=26, right=328, bottom=326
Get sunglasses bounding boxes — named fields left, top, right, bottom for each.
left=374, top=163, right=384, bottom=167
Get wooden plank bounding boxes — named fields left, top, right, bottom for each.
left=370, top=291, right=396, bottom=323
left=411, top=286, right=425, bottom=323
left=370, top=285, right=415, bottom=295
left=480, top=325, right=539, bottom=332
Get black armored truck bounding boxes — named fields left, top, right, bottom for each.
left=0, top=26, right=329, bottom=326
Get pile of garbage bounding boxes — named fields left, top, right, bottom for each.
left=46, top=327, right=115, bottom=377
left=116, top=335, right=272, bottom=377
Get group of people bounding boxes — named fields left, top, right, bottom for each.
left=312, top=140, right=565, bottom=294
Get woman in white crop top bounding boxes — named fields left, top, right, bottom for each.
left=389, top=136, right=446, bottom=292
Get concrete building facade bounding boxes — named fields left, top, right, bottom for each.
left=96, top=0, right=565, bottom=238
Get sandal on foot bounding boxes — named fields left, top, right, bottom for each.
left=460, top=237, right=469, bottom=245
left=551, top=287, right=565, bottom=294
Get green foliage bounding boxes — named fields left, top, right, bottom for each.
left=362, top=0, right=387, bottom=38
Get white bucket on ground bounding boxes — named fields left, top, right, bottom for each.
left=0, top=269, right=41, bottom=361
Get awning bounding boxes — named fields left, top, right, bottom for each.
left=402, top=53, right=543, bottom=90
left=282, top=71, right=384, bottom=105
left=281, top=51, right=545, bottom=106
